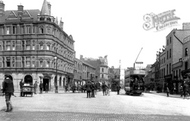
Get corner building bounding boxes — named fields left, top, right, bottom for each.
left=0, top=0, right=75, bottom=91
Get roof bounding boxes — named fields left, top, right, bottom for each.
left=0, top=9, right=40, bottom=24
left=40, top=0, right=50, bottom=15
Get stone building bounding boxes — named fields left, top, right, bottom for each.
left=80, top=55, right=109, bottom=84
left=0, top=0, right=75, bottom=92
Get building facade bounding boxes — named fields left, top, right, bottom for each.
left=0, top=0, right=75, bottom=91
left=80, top=55, right=109, bottom=84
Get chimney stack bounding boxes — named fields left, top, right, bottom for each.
left=0, top=0, right=5, bottom=16
left=17, top=4, right=24, bottom=17
left=59, top=17, right=64, bottom=30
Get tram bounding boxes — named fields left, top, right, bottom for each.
left=124, top=69, right=145, bottom=95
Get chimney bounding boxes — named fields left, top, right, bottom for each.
left=0, top=1, right=5, bottom=16
left=17, top=4, right=24, bottom=17
left=59, top=17, right=64, bottom=30
left=80, top=55, right=83, bottom=60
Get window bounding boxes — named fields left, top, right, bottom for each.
left=13, top=26, right=17, bottom=34
left=6, top=26, right=10, bottom=35
left=12, top=57, right=15, bottom=67
left=26, top=40, right=31, bottom=50
left=185, top=48, right=188, bottom=56
left=6, top=57, right=11, bottom=67
left=12, top=41, right=15, bottom=50
left=16, top=56, right=22, bottom=67
left=40, top=60, right=43, bottom=67
left=32, top=61, right=35, bottom=67
left=20, top=25, right=24, bottom=34
left=33, top=26, right=36, bottom=33
left=6, top=41, right=11, bottom=51
left=169, top=49, right=171, bottom=58
left=167, top=39, right=169, bottom=46
left=102, top=68, right=104, bottom=73
left=0, top=44, right=2, bottom=51
left=167, top=64, right=168, bottom=75
left=26, top=26, right=31, bottom=34
left=47, top=26, right=51, bottom=34
left=46, top=61, right=50, bottom=67
left=47, top=44, right=50, bottom=50
left=169, top=63, right=171, bottom=74
left=170, top=37, right=172, bottom=43
left=26, top=57, right=30, bottom=67
left=40, top=44, right=43, bottom=50
left=167, top=51, right=168, bottom=59
left=32, top=43, right=35, bottom=50
left=102, top=74, right=104, bottom=78
left=39, top=27, right=44, bottom=34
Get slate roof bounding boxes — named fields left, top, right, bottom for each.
left=0, top=9, right=40, bottom=24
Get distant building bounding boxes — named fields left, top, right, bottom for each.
left=80, top=55, right=109, bottom=84
left=0, top=0, right=75, bottom=91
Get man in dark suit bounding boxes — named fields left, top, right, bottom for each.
left=2, top=76, right=14, bottom=112
left=86, top=81, right=92, bottom=98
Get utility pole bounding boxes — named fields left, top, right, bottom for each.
left=134, top=47, right=143, bottom=69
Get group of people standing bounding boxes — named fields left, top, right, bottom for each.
left=85, top=81, right=97, bottom=98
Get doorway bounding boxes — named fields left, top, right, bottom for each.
left=24, top=75, right=33, bottom=84
left=43, top=78, right=49, bottom=91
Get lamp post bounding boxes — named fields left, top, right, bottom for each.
left=54, top=56, right=58, bottom=93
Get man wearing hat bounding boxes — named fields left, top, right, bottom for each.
left=2, top=76, right=14, bottom=112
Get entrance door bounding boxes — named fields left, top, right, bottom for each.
left=43, top=78, right=49, bottom=91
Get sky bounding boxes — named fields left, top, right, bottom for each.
left=2, top=0, right=190, bottom=69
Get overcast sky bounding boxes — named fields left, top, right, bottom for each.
left=3, top=0, right=189, bottom=69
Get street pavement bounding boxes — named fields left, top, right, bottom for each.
left=0, top=89, right=190, bottom=121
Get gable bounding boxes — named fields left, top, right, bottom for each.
left=7, top=11, right=17, bottom=19
left=22, top=10, right=32, bottom=18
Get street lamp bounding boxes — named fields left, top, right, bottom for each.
left=54, top=56, right=58, bottom=93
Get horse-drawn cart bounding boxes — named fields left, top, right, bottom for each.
left=21, top=83, right=34, bottom=97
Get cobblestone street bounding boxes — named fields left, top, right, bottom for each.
left=0, top=90, right=190, bottom=121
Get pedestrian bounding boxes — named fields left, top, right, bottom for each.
left=45, top=83, right=48, bottom=93
left=180, top=85, right=183, bottom=97
left=85, top=81, right=91, bottom=98
left=183, top=84, right=186, bottom=99
left=34, top=81, right=38, bottom=94
left=116, top=84, right=121, bottom=95
left=91, top=81, right=95, bottom=98
left=107, top=84, right=111, bottom=96
left=2, top=76, right=14, bottom=112
left=39, top=81, right=43, bottom=94
left=19, top=79, right=24, bottom=97
left=102, top=82, right=107, bottom=96
left=166, top=86, right=170, bottom=97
